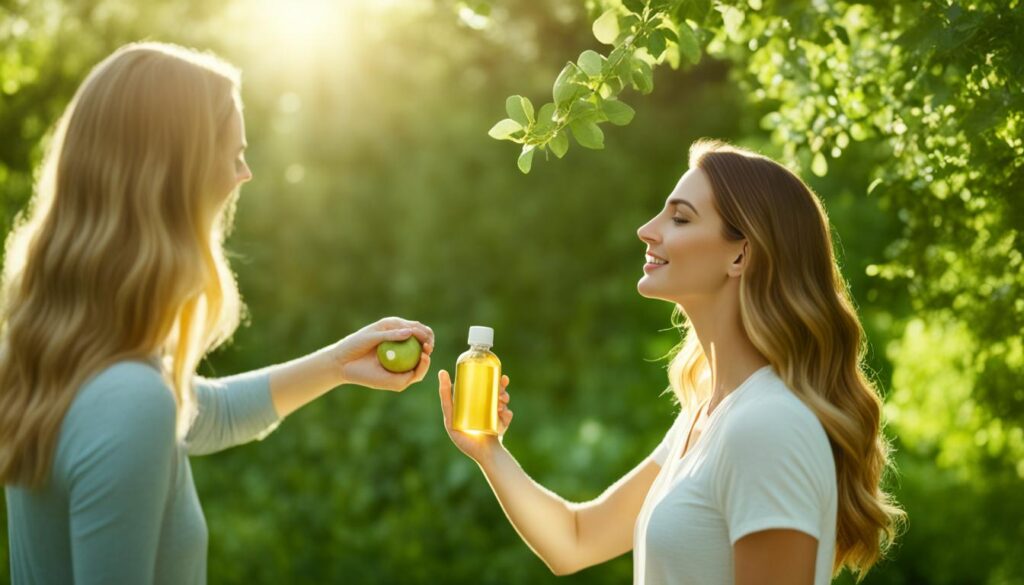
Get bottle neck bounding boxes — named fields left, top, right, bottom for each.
left=469, top=343, right=492, bottom=351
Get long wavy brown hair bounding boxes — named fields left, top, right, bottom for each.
left=667, top=139, right=905, bottom=579
left=0, top=42, right=245, bottom=488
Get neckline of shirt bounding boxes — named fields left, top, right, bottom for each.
left=672, top=364, right=775, bottom=465
left=705, top=363, right=774, bottom=419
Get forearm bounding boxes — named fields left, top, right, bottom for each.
left=268, top=345, right=343, bottom=418
left=477, top=444, right=582, bottom=575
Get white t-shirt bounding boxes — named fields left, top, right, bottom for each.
left=633, top=365, right=837, bottom=585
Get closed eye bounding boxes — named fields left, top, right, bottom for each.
left=672, top=217, right=690, bottom=225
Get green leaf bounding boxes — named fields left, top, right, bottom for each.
left=646, top=29, right=667, bottom=59
left=623, top=0, right=646, bottom=15
left=535, top=103, right=556, bottom=132
left=570, top=99, right=600, bottom=122
left=677, top=0, right=711, bottom=23
left=553, top=63, right=585, bottom=106
left=521, top=96, right=535, bottom=123
left=518, top=144, right=535, bottom=173
left=549, top=131, right=569, bottom=158
left=593, top=9, right=620, bottom=45
left=631, top=58, right=654, bottom=94
left=569, top=119, right=604, bottom=149
left=487, top=118, right=523, bottom=140
left=833, top=25, right=850, bottom=45
left=601, top=99, right=635, bottom=125
left=665, top=43, right=681, bottom=69
left=506, top=95, right=532, bottom=126
left=676, top=21, right=700, bottom=64
left=850, top=123, right=870, bottom=141
left=602, top=75, right=625, bottom=96
left=811, top=152, right=828, bottom=177
left=578, top=50, right=604, bottom=77
left=658, top=27, right=678, bottom=44
left=614, top=49, right=634, bottom=80
left=867, top=177, right=883, bottom=194
left=718, top=6, right=744, bottom=41
left=619, top=13, right=641, bottom=35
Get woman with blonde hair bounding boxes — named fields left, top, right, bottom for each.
left=0, top=42, right=434, bottom=584
left=438, top=139, right=904, bottom=584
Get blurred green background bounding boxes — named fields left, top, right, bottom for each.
left=1, top=0, right=1021, bottom=583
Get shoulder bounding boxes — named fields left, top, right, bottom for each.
left=68, top=360, right=176, bottom=426
left=715, top=371, right=835, bottom=484
left=711, top=371, right=838, bottom=533
left=60, top=361, right=177, bottom=458
left=722, top=372, right=829, bottom=450
left=73, top=360, right=176, bottom=419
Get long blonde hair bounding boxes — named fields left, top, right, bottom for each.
left=0, top=42, right=245, bottom=488
left=667, top=140, right=904, bottom=579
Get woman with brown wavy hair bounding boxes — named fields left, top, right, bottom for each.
left=0, top=42, right=433, bottom=584
left=438, top=139, right=904, bottom=584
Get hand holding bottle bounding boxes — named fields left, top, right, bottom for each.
left=438, top=369, right=512, bottom=463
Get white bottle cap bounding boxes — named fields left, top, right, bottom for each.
left=467, top=326, right=494, bottom=347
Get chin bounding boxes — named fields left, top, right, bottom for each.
left=636, top=278, right=664, bottom=301
left=638, top=280, right=685, bottom=305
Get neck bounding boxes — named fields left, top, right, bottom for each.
left=679, top=289, right=769, bottom=415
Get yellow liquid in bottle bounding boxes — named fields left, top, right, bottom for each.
left=453, top=346, right=501, bottom=435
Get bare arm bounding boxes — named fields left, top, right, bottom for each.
left=438, top=370, right=661, bottom=575
left=734, top=529, right=818, bottom=585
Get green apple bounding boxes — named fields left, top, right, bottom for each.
left=376, top=336, right=422, bottom=373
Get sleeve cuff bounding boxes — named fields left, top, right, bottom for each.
left=729, top=516, right=822, bottom=545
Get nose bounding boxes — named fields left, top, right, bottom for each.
left=637, top=215, right=659, bottom=245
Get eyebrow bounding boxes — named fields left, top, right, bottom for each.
left=668, top=198, right=699, bottom=216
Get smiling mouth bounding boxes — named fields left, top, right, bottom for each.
left=645, top=254, right=668, bottom=265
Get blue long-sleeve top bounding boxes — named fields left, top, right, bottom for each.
left=4, top=359, right=281, bottom=584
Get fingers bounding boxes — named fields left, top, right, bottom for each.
left=376, top=317, right=434, bottom=352
left=415, top=325, right=435, bottom=353
left=437, top=370, right=453, bottom=427
left=496, top=374, right=513, bottom=433
left=405, top=322, right=434, bottom=351
left=409, top=352, right=431, bottom=383
left=379, top=328, right=415, bottom=343
left=499, top=374, right=510, bottom=405
left=498, top=407, right=513, bottom=432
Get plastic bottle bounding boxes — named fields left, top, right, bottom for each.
left=453, top=326, right=501, bottom=435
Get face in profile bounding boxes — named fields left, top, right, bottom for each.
left=210, top=105, right=252, bottom=202
left=636, top=168, right=747, bottom=305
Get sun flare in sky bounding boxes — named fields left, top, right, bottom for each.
left=249, top=0, right=345, bottom=54
left=234, top=0, right=417, bottom=73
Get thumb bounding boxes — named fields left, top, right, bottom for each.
left=437, top=370, right=453, bottom=426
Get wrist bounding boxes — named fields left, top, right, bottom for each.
left=316, top=344, right=349, bottom=388
left=474, top=437, right=507, bottom=472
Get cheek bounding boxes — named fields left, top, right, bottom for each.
left=208, top=161, right=238, bottom=201
left=664, top=229, right=728, bottom=280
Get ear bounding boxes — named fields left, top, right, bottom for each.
left=726, top=240, right=749, bottom=278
